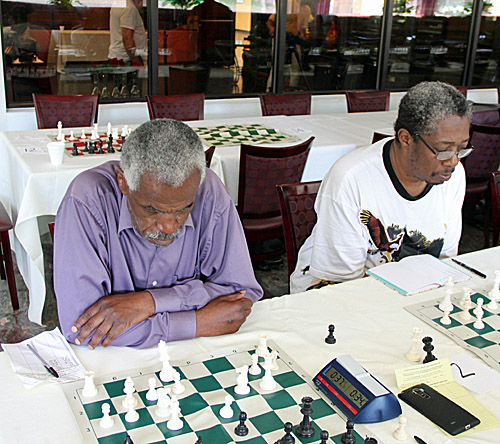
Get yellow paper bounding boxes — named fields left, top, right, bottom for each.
left=395, top=358, right=454, bottom=391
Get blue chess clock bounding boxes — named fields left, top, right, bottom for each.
left=313, top=355, right=401, bottom=423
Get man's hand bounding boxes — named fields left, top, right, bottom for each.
left=195, top=290, right=253, bottom=337
left=71, top=291, right=155, bottom=349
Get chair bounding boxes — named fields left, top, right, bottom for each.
left=372, top=132, right=392, bottom=144
left=0, top=202, right=19, bottom=310
left=345, top=90, right=390, bottom=113
left=276, top=181, right=321, bottom=288
left=462, top=123, right=500, bottom=247
left=456, top=86, right=467, bottom=98
left=48, top=222, right=55, bottom=241
left=490, top=172, right=500, bottom=247
left=146, top=93, right=205, bottom=121
left=471, top=109, right=500, bottom=126
left=32, top=93, right=99, bottom=129
left=205, top=146, right=215, bottom=168
left=237, top=136, right=315, bottom=262
left=259, top=93, right=312, bottom=116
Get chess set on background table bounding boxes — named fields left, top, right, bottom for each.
left=64, top=338, right=376, bottom=444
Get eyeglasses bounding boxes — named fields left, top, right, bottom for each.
left=417, top=135, right=474, bottom=161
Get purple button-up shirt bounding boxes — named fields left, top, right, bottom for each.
left=54, top=161, right=263, bottom=348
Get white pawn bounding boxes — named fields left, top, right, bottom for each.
left=82, top=370, right=98, bottom=397
left=249, top=353, right=261, bottom=376
left=488, top=272, right=500, bottom=310
left=155, top=387, right=171, bottom=418
left=439, top=277, right=454, bottom=312
left=440, top=307, right=452, bottom=325
left=460, top=287, right=472, bottom=309
left=124, top=396, right=139, bottom=423
left=473, top=297, right=484, bottom=318
left=259, top=353, right=276, bottom=391
left=99, top=403, right=114, bottom=428
left=146, top=377, right=158, bottom=402
left=112, top=127, right=119, bottom=140
left=122, top=376, right=137, bottom=408
left=172, top=370, right=185, bottom=395
left=473, top=308, right=485, bottom=330
left=235, top=365, right=250, bottom=395
left=271, top=350, right=279, bottom=371
left=80, top=128, right=86, bottom=139
left=256, top=334, right=269, bottom=357
left=167, top=403, right=183, bottom=431
left=121, top=125, right=129, bottom=137
left=405, top=327, right=423, bottom=362
left=393, top=415, right=408, bottom=441
left=219, top=394, right=234, bottom=419
left=68, top=130, right=76, bottom=141
left=459, top=306, right=472, bottom=322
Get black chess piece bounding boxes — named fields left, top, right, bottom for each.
left=319, top=430, right=329, bottom=443
left=98, top=139, right=104, bottom=154
left=123, top=434, right=134, bottom=444
left=341, top=419, right=356, bottom=444
left=121, top=134, right=126, bottom=145
left=234, top=411, right=249, bottom=436
left=295, top=396, right=315, bottom=438
left=280, top=422, right=295, bottom=444
left=325, top=324, right=336, bottom=344
left=89, top=141, right=96, bottom=154
left=194, top=437, right=202, bottom=444
left=84, top=141, right=89, bottom=152
left=364, top=437, right=378, bottom=444
left=422, top=336, right=437, bottom=363
left=72, top=142, right=79, bottom=156
left=107, top=138, right=115, bottom=153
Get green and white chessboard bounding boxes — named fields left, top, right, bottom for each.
left=193, top=124, right=299, bottom=147
left=63, top=341, right=372, bottom=443
left=406, top=291, right=500, bottom=372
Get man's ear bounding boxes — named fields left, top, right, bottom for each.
left=397, top=128, right=415, bottom=148
left=116, top=167, right=129, bottom=196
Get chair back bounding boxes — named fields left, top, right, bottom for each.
left=146, top=93, right=205, bottom=121
left=260, top=93, right=312, bottom=116
left=33, top=93, right=99, bottom=129
left=471, top=109, right=500, bottom=126
left=48, top=222, right=55, bottom=241
left=456, top=86, right=467, bottom=97
left=237, top=137, right=315, bottom=220
left=345, top=90, right=390, bottom=113
left=372, top=132, right=392, bottom=144
left=464, top=124, right=500, bottom=182
left=491, top=171, right=500, bottom=246
left=276, top=181, right=321, bottom=282
left=205, top=146, right=215, bottom=168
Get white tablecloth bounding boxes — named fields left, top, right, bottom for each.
left=0, top=112, right=398, bottom=325
left=0, top=247, right=499, bottom=444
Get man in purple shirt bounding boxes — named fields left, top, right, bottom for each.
left=54, top=119, right=263, bottom=349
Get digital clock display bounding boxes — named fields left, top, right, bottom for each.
left=325, top=368, right=368, bottom=409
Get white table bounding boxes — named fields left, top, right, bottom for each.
left=0, top=112, right=398, bottom=325
left=1, top=247, right=499, bottom=444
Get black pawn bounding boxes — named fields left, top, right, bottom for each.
left=325, top=324, right=336, bottom=344
left=234, top=411, right=249, bottom=436
left=107, top=139, right=115, bottom=153
left=422, top=336, right=437, bottom=363
left=123, top=434, right=134, bottom=444
left=295, top=396, right=315, bottom=438
left=341, top=419, right=356, bottom=444
left=71, top=142, right=79, bottom=156
left=89, top=141, right=95, bottom=154
left=319, top=430, right=329, bottom=443
left=194, top=437, right=202, bottom=444
left=364, top=438, right=378, bottom=444
left=279, top=422, right=295, bottom=444
left=84, top=141, right=89, bottom=152
left=98, top=139, right=104, bottom=154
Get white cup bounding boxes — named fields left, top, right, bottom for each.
left=47, top=141, right=65, bottom=166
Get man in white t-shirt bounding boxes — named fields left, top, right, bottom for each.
left=290, top=81, right=472, bottom=293
left=108, top=0, right=146, bottom=64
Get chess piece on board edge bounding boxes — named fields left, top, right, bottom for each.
left=341, top=419, right=356, bottom=444
left=422, top=336, right=437, bottom=364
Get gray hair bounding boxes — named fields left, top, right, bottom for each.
left=120, top=119, right=206, bottom=190
left=394, top=81, right=471, bottom=142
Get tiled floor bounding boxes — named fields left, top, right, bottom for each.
left=0, top=220, right=488, bottom=347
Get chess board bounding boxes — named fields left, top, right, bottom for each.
left=193, top=124, right=299, bottom=147
left=406, top=291, right=500, bottom=372
left=63, top=341, right=372, bottom=444
left=51, top=133, right=123, bottom=156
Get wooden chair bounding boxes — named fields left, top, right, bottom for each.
left=32, top=93, right=99, bottom=129
left=259, top=93, right=312, bottom=116
left=463, top=123, right=500, bottom=247
left=146, top=93, right=205, bottom=121
left=237, top=137, right=315, bottom=262
left=345, top=90, right=390, bottom=113
left=205, top=146, right=215, bottom=168
left=372, top=132, right=392, bottom=144
left=276, top=181, right=321, bottom=289
left=456, top=86, right=467, bottom=98
left=491, top=172, right=500, bottom=247
left=0, top=202, right=19, bottom=310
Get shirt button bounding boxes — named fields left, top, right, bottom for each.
left=152, top=281, right=157, bottom=286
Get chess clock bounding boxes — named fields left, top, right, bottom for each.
left=313, top=354, right=401, bottom=423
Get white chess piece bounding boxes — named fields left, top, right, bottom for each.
left=82, top=370, right=98, bottom=397
left=112, top=128, right=119, bottom=140
left=107, top=122, right=112, bottom=136
left=256, top=334, right=269, bottom=357
left=249, top=353, right=261, bottom=376
left=473, top=297, right=484, bottom=318
left=405, top=327, right=423, bottom=362
left=146, top=377, right=158, bottom=402
left=439, top=277, right=454, bottom=312
left=68, top=130, right=76, bottom=141
left=56, top=121, right=64, bottom=141
left=124, top=396, right=139, bottom=423
left=393, top=415, right=408, bottom=441
left=172, top=370, right=185, bottom=395
left=488, top=271, right=500, bottom=310
left=460, top=287, right=472, bottom=309
left=122, top=376, right=137, bottom=408
left=271, top=350, right=279, bottom=370
left=219, top=394, right=235, bottom=419
left=440, top=307, right=452, bottom=325
left=234, top=365, right=250, bottom=395
left=459, top=306, right=472, bottom=322
left=473, top=309, right=485, bottom=330
left=121, top=125, right=129, bottom=137
left=155, top=387, right=172, bottom=418
left=81, top=128, right=86, bottom=139
left=166, top=403, right=183, bottom=431
left=259, top=353, right=277, bottom=391
left=158, top=340, right=175, bottom=382
left=99, top=403, right=114, bottom=428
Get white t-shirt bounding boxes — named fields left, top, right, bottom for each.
left=290, top=138, right=466, bottom=293
left=108, top=0, right=146, bottom=61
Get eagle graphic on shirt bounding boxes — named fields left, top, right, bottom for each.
left=359, top=209, right=444, bottom=263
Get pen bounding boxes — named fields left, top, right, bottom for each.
left=451, top=258, right=487, bottom=279
left=26, top=343, right=59, bottom=378
left=414, top=436, right=427, bottom=444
